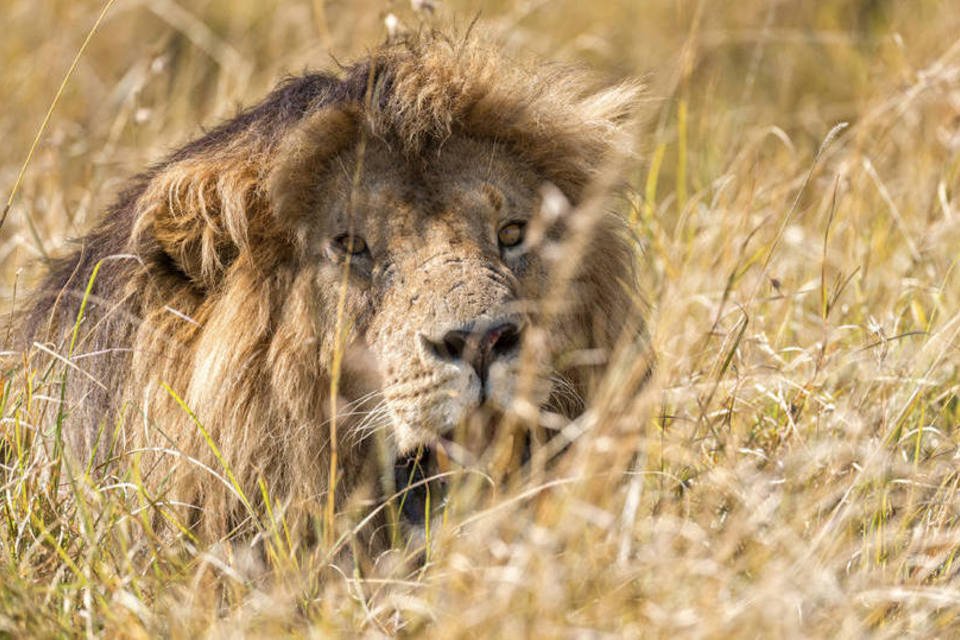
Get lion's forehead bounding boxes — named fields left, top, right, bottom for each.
left=322, top=136, right=541, bottom=231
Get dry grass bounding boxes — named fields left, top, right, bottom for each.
left=3, top=0, right=960, bottom=636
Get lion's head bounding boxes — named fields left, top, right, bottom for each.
left=22, top=33, right=648, bottom=540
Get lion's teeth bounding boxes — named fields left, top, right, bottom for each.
left=434, top=441, right=451, bottom=474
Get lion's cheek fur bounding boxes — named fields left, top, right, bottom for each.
left=118, top=264, right=378, bottom=538
left=387, top=361, right=481, bottom=454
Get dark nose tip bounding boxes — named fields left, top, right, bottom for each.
left=423, top=319, right=524, bottom=380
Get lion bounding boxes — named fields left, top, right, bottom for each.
left=15, top=32, right=649, bottom=544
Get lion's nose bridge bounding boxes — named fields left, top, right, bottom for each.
left=402, top=252, right=520, bottom=339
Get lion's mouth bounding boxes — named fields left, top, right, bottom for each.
left=392, top=440, right=460, bottom=525
left=392, top=432, right=534, bottom=526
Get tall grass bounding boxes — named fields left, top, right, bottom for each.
left=3, top=0, right=960, bottom=636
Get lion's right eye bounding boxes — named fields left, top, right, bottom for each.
left=332, top=234, right=368, bottom=255
left=497, top=222, right=526, bottom=249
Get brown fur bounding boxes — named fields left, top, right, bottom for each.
left=18, top=32, right=647, bottom=542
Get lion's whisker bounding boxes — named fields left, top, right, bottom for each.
left=348, top=402, right=394, bottom=447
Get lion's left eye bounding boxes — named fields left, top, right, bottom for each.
left=497, top=222, right=526, bottom=248
left=333, top=234, right=368, bottom=255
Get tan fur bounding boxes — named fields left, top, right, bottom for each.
left=20, top=32, right=647, bottom=542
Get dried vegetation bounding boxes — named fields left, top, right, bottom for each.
left=2, top=0, right=960, bottom=636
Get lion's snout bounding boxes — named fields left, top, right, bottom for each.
left=382, top=314, right=534, bottom=454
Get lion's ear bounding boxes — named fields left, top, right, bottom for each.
left=523, top=80, right=644, bottom=201
left=133, top=150, right=266, bottom=289
left=464, top=77, right=644, bottom=204
left=267, top=107, right=359, bottom=233
left=133, top=107, right=358, bottom=290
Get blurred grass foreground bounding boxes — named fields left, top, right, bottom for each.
left=2, top=0, right=960, bottom=636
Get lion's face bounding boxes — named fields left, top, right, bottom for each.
left=306, top=136, right=556, bottom=456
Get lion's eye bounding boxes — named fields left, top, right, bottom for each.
left=333, top=234, right=368, bottom=255
left=497, top=222, right=526, bottom=249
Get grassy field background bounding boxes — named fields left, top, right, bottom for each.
left=2, top=0, right=960, bottom=636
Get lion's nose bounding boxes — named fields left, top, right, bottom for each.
left=422, top=318, right=524, bottom=381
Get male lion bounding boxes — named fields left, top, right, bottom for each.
left=16, top=33, right=647, bottom=542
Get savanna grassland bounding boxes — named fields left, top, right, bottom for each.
left=2, top=0, right=960, bottom=637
